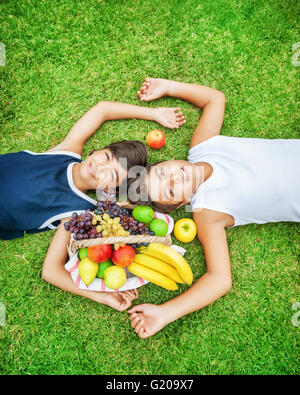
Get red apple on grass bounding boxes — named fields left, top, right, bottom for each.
left=111, top=245, right=136, bottom=267
left=146, top=129, right=166, bottom=149
left=87, top=244, right=112, bottom=263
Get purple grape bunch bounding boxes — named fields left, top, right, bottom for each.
left=64, top=211, right=100, bottom=241
left=95, top=201, right=154, bottom=247
left=64, top=200, right=154, bottom=246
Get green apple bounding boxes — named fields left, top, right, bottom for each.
left=149, top=219, right=168, bottom=236
left=132, top=206, right=154, bottom=224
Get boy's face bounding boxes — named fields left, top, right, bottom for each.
left=80, top=149, right=127, bottom=191
left=145, top=160, right=203, bottom=205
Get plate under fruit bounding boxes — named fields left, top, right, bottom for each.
left=65, top=252, right=149, bottom=292
left=65, top=244, right=187, bottom=293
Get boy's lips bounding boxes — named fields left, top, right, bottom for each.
left=89, top=162, right=95, bottom=178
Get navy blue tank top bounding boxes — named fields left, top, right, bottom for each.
left=0, top=150, right=97, bottom=240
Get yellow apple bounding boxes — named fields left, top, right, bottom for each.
left=103, top=266, right=127, bottom=290
left=174, top=218, right=197, bottom=243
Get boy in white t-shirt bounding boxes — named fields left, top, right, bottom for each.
left=128, top=78, right=300, bottom=338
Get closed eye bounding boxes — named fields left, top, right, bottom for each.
left=113, top=169, right=119, bottom=185
left=160, top=167, right=165, bottom=178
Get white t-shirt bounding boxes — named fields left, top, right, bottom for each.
left=188, top=135, right=300, bottom=227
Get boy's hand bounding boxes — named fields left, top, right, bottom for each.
left=154, top=107, right=186, bottom=129
left=102, top=289, right=139, bottom=312
left=128, top=303, right=170, bottom=338
left=138, top=77, right=170, bottom=101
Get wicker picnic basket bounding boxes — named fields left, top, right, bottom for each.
left=67, top=201, right=172, bottom=258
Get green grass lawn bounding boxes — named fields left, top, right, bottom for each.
left=0, top=0, right=299, bottom=375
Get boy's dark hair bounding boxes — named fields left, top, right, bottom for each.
left=89, top=140, right=148, bottom=169
left=128, top=161, right=182, bottom=214
left=89, top=140, right=148, bottom=192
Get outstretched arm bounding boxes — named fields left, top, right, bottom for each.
left=129, top=211, right=232, bottom=338
left=42, top=219, right=139, bottom=311
left=42, top=219, right=108, bottom=303
left=49, top=101, right=185, bottom=155
left=138, top=78, right=225, bottom=148
left=162, top=212, right=232, bottom=318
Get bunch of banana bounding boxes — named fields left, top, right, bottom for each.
left=144, top=243, right=193, bottom=285
left=127, top=261, right=178, bottom=291
left=127, top=243, right=193, bottom=291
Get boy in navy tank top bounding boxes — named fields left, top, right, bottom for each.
left=0, top=100, right=184, bottom=240
left=31, top=100, right=186, bottom=312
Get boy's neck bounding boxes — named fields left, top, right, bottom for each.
left=202, top=162, right=213, bottom=181
left=195, top=161, right=213, bottom=183
left=72, top=163, right=88, bottom=193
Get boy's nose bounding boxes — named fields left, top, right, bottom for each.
left=173, top=170, right=183, bottom=184
left=95, top=164, right=108, bottom=180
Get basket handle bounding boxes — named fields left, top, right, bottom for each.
left=68, top=234, right=172, bottom=257
left=116, top=201, right=137, bottom=210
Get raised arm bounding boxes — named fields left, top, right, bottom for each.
left=49, top=101, right=185, bottom=155
left=138, top=78, right=225, bottom=148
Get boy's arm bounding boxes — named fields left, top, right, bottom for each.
left=41, top=219, right=107, bottom=304
left=167, top=81, right=225, bottom=148
left=161, top=212, right=232, bottom=323
left=138, top=78, right=225, bottom=148
left=48, top=101, right=157, bottom=156
left=129, top=211, right=232, bottom=338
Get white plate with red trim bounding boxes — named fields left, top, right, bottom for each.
left=65, top=252, right=149, bottom=292
left=65, top=244, right=186, bottom=292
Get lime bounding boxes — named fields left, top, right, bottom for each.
left=97, top=259, right=113, bottom=278
left=132, top=206, right=154, bottom=224
left=149, top=219, right=168, bottom=236
left=78, top=247, right=88, bottom=260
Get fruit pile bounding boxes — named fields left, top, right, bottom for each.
left=64, top=201, right=170, bottom=250
left=64, top=201, right=196, bottom=292
left=77, top=242, right=193, bottom=291
left=78, top=244, right=136, bottom=289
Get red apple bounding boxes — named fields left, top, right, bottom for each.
left=111, top=245, right=136, bottom=268
left=146, top=129, right=166, bottom=149
left=87, top=244, right=112, bottom=263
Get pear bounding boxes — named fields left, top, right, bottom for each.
left=78, top=258, right=99, bottom=286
